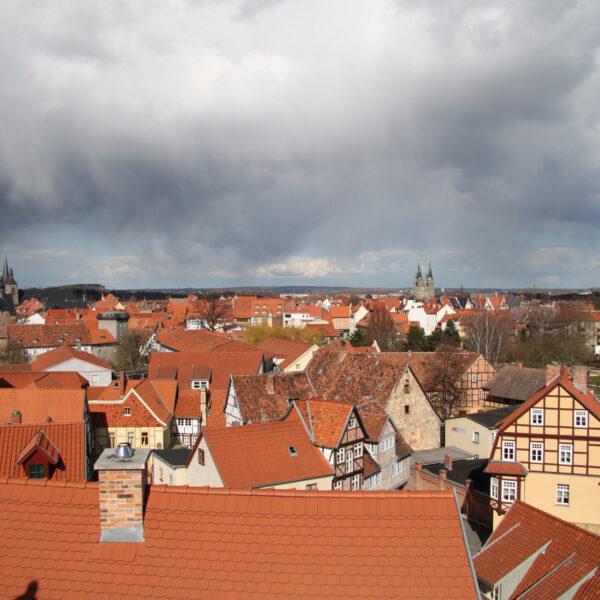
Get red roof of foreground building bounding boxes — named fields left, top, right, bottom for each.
left=0, top=370, right=87, bottom=389
left=474, top=501, right=600, bottom=599
left=202, top=414, right=333, bottom=488
left=484, top=461, right=528, bottom=476
left=0, top=481, right=479, bottom=600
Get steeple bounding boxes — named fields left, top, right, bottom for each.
left=415, top=257, right=423, bottom=281
left=426, top=259, right=433, bottom=281
left=2, top=257, right=8, bottom=283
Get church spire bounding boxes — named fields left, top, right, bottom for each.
left=426, top=259, right=433, bottom=281
left=2, top=257, right=8, bottom=283
left=415, top=257, right=423, bottom=281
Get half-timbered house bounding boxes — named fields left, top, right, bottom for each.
left=485, top=367, right=600, bottom=533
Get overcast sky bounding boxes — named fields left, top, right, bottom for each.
left=1, top=0, right=599, bottom=290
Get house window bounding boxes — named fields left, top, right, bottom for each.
left=28, top=464, right=45, bottom=479
left=346, top=449, right=354, bottom=473
left=109, top=433, right=115, bottom=448
left=490, top=477, right=498, bottom=500
left=333, top=480, right=342, bottom=490
left=91, top=375, right=98, bottom=386
left=351, top=474, right=361, bottom=490
left=128, top=433, right=134, bottom=446
left=296, top=363, right=301, bottom=370
left=141, top=432, right=148, bottom=446
left=473, top=431, right=480, bottom=444
left=574, top=410, right=588, bottom=428
left=501, top=480, right=517, bottom=503
left=392, top=461, right=403, bottom=477
left=556, top=484, right=569, bottom=505
left=530, top=442, right=544, bottom=464
left=381, top=436, right=394, bottom=452
left=354, top=442, right=363, bottom=457
left=198, top=448, right=205, bottom=466
left=491, top=584, right=502, bottom=600
left=404, top=405, right=410, bottom=415
left=305, top=483, right=317, bottom=490
left=404, top=383, right=410, bottom=394
left=348, top=418, right=357, bottom=429
left=370, top=472, right=381, bottom=489
left=531, top=408, right=544, bottom=426
left=336, top=448, right=345, bottom=464
left=559, top=444, right=573, bottom=465
left=123, top=407, right=131, bottom=416
left=192, top=381, right=201, bottom=389
left=502, top=441, right=515, bottom=461
left=471, top=374, right=478, bottom=383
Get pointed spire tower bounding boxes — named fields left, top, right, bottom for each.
left=415, top=257, right=423, bottom=281
left=2, top=257, right=8, bottom=284
left=426, top=259, right=433, bottom=281
left=414, top=256, right=434, bottom=301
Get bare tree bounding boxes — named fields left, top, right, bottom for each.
left=195, top=294, right=230, bottom=332
left=463, top=312, right=510, bottom=366
left=426, top=350, right=469, bottom=420
left=112, top=329, right=152, bottom=371
left=364, top=306, right=401, bottom=351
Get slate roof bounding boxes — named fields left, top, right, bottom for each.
left=423, top=458, right=491, bottom=494
left=465, top=405, right=522, bottom=429
left=31, top=345, right=113, bottom=371
left=203, top=414, right=333, bottom=487
left=152, top=448, right=191, bottom=468
left=0, top=422, right=86, bottom=480
left=482, top=366, right=546, bottom=402
left=0, top=481, right=479, bottom=600
left=474, top=501, right=600, bottom=599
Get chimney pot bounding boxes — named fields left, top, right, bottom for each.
left=572, top=366, right=588, bottom=391
left=444, top=455, right=453, bottom=470
left=546, top=364, right=561, bottom=383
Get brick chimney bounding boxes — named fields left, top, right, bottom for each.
left=546, top=364, right=561, bottom=383
left=94, top=444, right=150, bottom=543
left=266, top=374, right=275, bottom=395
left=200, top=387, right=208, bottom=424
left=10, top=410, right=21, bottom=425
left=444, top=455, right=453, bottom=470
left=439, top=469, right=447, bottom=489
left=119, top=371, right=126, bottom=398
left=572, top=366, right=588, bottom=392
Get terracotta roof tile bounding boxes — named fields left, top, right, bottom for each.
left=294, top=397, right=357, bottom=448
left=474, top=501, right=600, bottom=599
left=7, top=324, right=92, bottom=349
left=0, top=389, right=86, bottom=423
left=31, top=345, right=113, bottom=371
left=0, top=482, right=478, bottom=599
left=203, top=415, right=333, bottom=487
left=484, top=461, right=528, bottom=476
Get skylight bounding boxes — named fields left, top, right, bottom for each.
left=288, top=446, right=298, bottom=456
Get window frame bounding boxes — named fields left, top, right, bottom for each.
left=354, top=442, right=363, bottom=458
left=530, top=442, right=544, bottom=464
left=502, top=440, right=515, bottom=462
left=333, top=480, right=342, bottom=490
left=336, top=447, right=345, bottom=464
left=556, top=484, right=570, bottom=506
left=501, top=480, right=517, bottom=503
left=559, top=443, right=573, bottom=465
left=348, top=417, right=357, bottom=429
left=530, top=408, right=544, bottom=426
left=392, top=461, right=403, bottom=478
left=123, top=406, right=131, bottom=416
left=141, top=431, right=149, bottom=446
left=473, top=431, right=480, bottom=444
left=490, top=477, right=499, bottom=500
left=28, top=463, right=46, bottom=479
left=574, top=410, right=588, bottom=428
left=351, top=474, right=361, bottom=490
left=346, top=448, right=354, bottom=473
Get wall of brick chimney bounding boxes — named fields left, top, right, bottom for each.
left=99, top=468, right=145, bottom=531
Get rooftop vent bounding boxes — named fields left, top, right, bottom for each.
left=113, top=442, right=135, bottom=460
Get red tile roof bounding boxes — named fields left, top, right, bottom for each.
left=0, top=422, right=86, bottom=480
left=203, top=414, right=333, bottom=487
left=0, top=389, right=86, bottom=423
left=474, top=501, right=600, bottom=599
left=31, top=345, right=113, bottom=371
left=87, top=328, right=117, bottom=345
left=7, top=324, right=92, bottom=348
left=484, top=461, right=528, bottom=476
left=0, top=370, right=87, bottom=390
left=148, top=351, right=264, bottom=391
left=0, top=481, right=478, bottom=599
left=294, top=397, right=357, bottom=448
left=258, top=337, right=315, bottom=370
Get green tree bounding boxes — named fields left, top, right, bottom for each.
left=349, top=328, right=367, bottom=347
left=404, top=325, right=427, bottom=351
left=441, top=320, right=461, bottom=347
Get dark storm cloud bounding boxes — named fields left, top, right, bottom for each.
left=1, top=0, right=599, bottom=288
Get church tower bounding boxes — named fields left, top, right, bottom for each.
left=413, top=257, right=435, bottom=301
left=1, top=257, right=19, bottom=306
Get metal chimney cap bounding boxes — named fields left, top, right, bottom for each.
left=113, top=442, right=135, bottom=460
